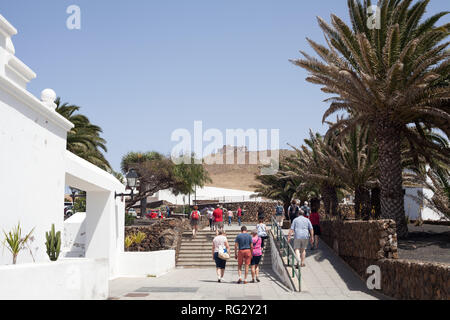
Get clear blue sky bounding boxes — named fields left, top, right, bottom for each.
left=2, top=0, right=448, bottom=172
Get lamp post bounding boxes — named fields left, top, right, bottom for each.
left=115, top=168, right=138, bottom=201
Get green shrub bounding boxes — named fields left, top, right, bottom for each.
left=125, top=213, right=135, bottom=226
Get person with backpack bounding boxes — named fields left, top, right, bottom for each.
left=256, top=218, right=268, bottom=249
left=257, top=206, right=265, bottom=221
left=190, top=206, right=201, bottom=239
left=275, top=201, right=285, bottom=226
left=301, top=201, right=311, bottom=218
left=288, top=200, right=300, bottom=224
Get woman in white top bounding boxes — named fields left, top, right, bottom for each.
left=256, top=218, right=268, bottom=250
left=212, top=231, right=231, bottom=282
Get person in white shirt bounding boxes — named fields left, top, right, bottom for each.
left=212, top=231, right=231, bottom=282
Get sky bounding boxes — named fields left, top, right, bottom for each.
left=2, top=0, right=449, bottom=172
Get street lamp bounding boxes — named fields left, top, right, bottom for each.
left=115, top=168, right=138, bottom=201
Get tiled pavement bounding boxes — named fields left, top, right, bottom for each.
left=109, top=224, right=386, bottom=300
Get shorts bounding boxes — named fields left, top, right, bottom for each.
left=190, top=219, right=199, bottom=226
left=237, top=249, right=252, bottom=266
left=313, top=225, right=321, bottom=236
left=293, top=239, right=309, bottom=250
left=214, top=252, right=227, bottom=269
left=251, top=255, right=262, bottom=266
left=214, top=221, right=224, bottom=229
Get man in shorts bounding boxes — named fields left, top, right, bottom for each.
left=213, top=205, right=224, bottom=235
left=234, top=226, right=253, bottom=284
left=275, top=201, right=284, bottom=226
left=287, top=210, right=314, bottom=268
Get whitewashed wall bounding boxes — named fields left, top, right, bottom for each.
left=0, top=15, right=73, bottom=266
left=62, top=212, right=86, bottom=258
left=405, top=187, right=447, bottom=221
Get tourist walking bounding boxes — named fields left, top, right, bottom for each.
left=237, top=206, right=242, bottom=226
left=256, top=218, right=268, bottom=249
left=309, top=209, right=321, bottom=250
left=207, top=207, right=214, bottom=231
left=234, top=226, right=253, bottom=284
left=287, top=200, right=300, bottom=223
left=250, top=229, right=262, bottom=283
left=227, top=207, right=233, bottom=226
left=212, top=230, right=231, bottom=283
left=275, top=201, right=284, bottom=226
left=190, top=206, right=201, bottom=239
left=213, top=205, right=224, bottom=235
left=257, top=206, right=265, bottom=221
left=301, top=201, right=311, bottom=218
left=287, top=211, right=314, bottom=268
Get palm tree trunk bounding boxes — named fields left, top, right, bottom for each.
left=321, top=184, right=331, bottom=216
left=376, top=121, right=408, bottom=238
left=329, top=186, right=338, bottom=216
left=371, top=187, right=381, bottom=219
left=355, top=186, right=371, bottom=220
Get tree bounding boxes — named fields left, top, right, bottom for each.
left=173, top=154, right=212, bottom=206
left=55, top=98, right=111, bottom=171
left=291, top=0, right=449, bottom=237
left=253, top=161, right=300, bottom=215
left=121, top=152, right=185, bottom=211
left=320, top=125, right=379, bottom=219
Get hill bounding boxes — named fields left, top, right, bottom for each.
left=203, top=147, right=295, bottom=191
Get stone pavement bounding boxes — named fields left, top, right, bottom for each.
left=109, top=223, right=386, bottom=300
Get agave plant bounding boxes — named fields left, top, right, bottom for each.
left=124, top=235, right=134, bottom=251
left=2, top=223, right=35, bottom=265
left=132, top=231, right=146, bottom=251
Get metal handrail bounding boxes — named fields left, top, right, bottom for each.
left=270, top=216, right=301, bottom=291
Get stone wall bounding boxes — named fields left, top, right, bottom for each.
left=376, top=259, right=449, bottom=300
left=125, top=218, right=189, bottom=252
left=198, top=201, right=277, bottom=223
left=320, top=218, right=450, bottom=300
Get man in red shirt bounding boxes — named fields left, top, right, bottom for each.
left=213, top=205, right=224, bottom=235
left=237, top=206, right=242, bottom=226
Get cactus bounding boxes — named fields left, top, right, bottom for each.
left=45, top=224, right=61, bottom=261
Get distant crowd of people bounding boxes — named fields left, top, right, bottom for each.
left=186, top=199, right=321, bottom=284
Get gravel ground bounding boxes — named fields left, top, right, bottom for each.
left=398, top=223, right=450, bottom=264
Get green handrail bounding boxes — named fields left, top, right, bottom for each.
left=270, top=216, right=301, bottom=292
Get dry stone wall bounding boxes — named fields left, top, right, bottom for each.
left=320, top=218, right=449, bottom=300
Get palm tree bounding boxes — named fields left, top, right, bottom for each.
left=253, top=161, right=302, bottom=214
left=291, top=0, right=449, bottom=237
left=321, top=125, right=379, bottom=219
left=55, top=98, right=111, bottom=171
left=283, top=132, right=342, bottom=216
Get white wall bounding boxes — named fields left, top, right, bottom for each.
left=115, top=250, right=175, bottom=278
left=404, top=187, right=447, bottom=221
left=0, top=16, right=74, bottom=266
left=62, top=212, right=86, bottom=258
left=0, top=258, right=109, bottom=300
left=155, top=186, right=262, bottom=205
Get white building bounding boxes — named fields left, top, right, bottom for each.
left=0, top=15, right=174, bottom=299
left=154, top=186, right=262, bottom=205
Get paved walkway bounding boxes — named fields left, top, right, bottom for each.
left=109, top=223, right=385, bottom=300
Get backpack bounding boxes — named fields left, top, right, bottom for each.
left=289, top=205, right=299, bottom=216
left=276, top=206, right=283, bottom=215
left=191, top=211, right=199, bottom=220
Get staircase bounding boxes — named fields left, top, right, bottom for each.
left=177, top=229, right=272, bottom=269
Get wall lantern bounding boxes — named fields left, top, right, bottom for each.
left=115, top=168, right=138, bottom=201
